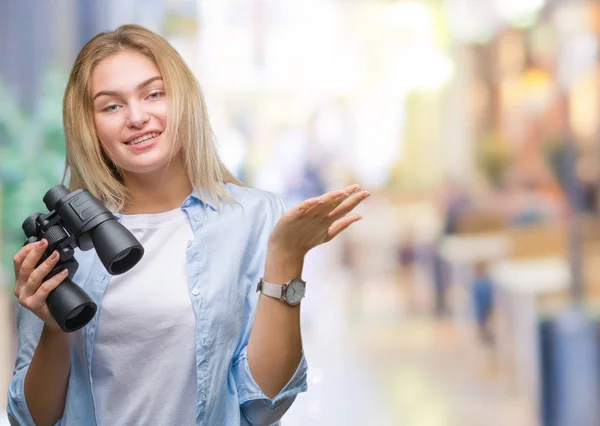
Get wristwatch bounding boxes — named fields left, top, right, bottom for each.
left=256, top=276, right=306, bottom=306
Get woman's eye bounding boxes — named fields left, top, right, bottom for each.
left=148, top=91, right=164, bottom=100
left=102, top=104, right=120, bottom=112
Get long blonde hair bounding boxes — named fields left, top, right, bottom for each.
left=62, top=24, right=243, bottom=212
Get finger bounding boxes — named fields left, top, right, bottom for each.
left=18, top=240, right=47, bottom=284
left=317, top=186, right=363, bottom=217
left=339, top=184, right=362, bottom=196
left=287, top=197, right=324, bottom=220
left=326, top=214, right=363, bottom=241
left=328, top=190, right=371, bottom=221
left=13, top=243, right=39, bottom=278
left=311, top=185, right=362, bottom=217
left=35, top=269, right=69, bottom=303
left=289, top=184, right=363, bottom=220
left=23, top=251, right=61, bottom=297
left=319, top=184, right=361, bottom=206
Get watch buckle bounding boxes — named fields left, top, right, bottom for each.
left=256, top=278, right=263, bottom=293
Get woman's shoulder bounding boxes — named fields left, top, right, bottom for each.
left=223, top=183, right=288, bottom=215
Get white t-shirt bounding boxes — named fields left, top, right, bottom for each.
left=91, top=208, right=197, bottom=426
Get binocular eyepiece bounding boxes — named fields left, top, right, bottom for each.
left=22, top=185, right=144, bottom=332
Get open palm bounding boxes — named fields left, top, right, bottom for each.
left=268, top=184, right=370, bottom=256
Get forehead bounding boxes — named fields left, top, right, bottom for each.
left=91, top=51, right=161, bottom=93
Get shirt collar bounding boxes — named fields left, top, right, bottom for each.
left=187, top=185, right=218, bottom=211
left=112, top=185, right=218, bottom=220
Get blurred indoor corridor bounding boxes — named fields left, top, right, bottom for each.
left=280, top=202, right=535, bottom=426
left=4, top=1, right=600, bottom=425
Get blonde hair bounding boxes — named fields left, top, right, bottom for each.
left=62, top=24, right=243, bottom=212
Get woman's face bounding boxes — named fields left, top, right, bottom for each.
left=91, top=50, right=173, bottom=176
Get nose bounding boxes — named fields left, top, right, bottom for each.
left=126, top=103, right=150, bottom=129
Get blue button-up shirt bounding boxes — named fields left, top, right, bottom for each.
left=7, top=183, right=308, bottom=426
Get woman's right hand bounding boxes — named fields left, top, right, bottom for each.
left=13, top=239, right=69, bottom=333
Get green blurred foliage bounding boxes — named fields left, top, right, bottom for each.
left=0, top=70, right=68, bottom=286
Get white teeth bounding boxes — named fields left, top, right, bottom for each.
left=128, top=132, right=160, bottom=145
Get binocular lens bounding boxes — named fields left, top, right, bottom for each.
left=47, top=278, right=98, bottom=333
left=64, top=304, right=97, bottom=332
left=29, top=185, right=144, bottom=332
left=91, top=220, right=144, bottom=275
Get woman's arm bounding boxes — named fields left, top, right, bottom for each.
left=247, top=184, right=368, bottom=398
left=9, top=241, right=73, bottom=426
left=247, top=248, right=304, bottom=398
left=24, top=326, right=71, bottom=426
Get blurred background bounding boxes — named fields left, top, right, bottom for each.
left=3, top=0, right=600, bottom=425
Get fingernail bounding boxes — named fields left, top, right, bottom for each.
left=61, top=269, right=69, bottom=276
left=363, top=191, right=371, bottom=198
left=50, top=251, right=59, bottom=260
left=37, top=240, right=45, bottom=247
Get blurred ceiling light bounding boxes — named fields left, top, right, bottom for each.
left=494, top=0, right=546, bottom=26
left=384, top=1, right=432, bottom=31
left=353, top=91, right=405, bottom=189
left=443, top=0, right=502, bottom=43
left=392, top=45, right=454, bottom=92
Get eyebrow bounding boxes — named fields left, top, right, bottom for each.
left=92, top=76, right=163, bottom=101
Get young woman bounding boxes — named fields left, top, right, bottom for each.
left=7, top=24, right=369, bottom=426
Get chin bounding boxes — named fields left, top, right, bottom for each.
left=122, top=158, right=179, bottom=176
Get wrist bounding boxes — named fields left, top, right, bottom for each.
left=264, top=244, right=305, bottom=284
left=267, top=242, right=305, bottom=261
left=42, top=323, right=70, bottom=340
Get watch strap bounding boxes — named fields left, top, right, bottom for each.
left=257, top=278, right=284, bottom=300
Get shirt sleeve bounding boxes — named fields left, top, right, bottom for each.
left=7, top=304, right=45, bottom=426
left=232, top=347, right=308, bottom=426
left=230, top=192, right=308, bottom=426
left=7, top=248, right=92, bottom=426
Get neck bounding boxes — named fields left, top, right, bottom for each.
left=121, top=158, right=193, bottom=214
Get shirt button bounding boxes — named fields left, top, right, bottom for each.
left=192, top=214, right=201, bottom=222
left=201, top=393, right=207, bottom=400
left=192, top=289, right=200, bottom=296
left=184, top=200, right=192, bottom=207
left=201, top=338, right=207, bottom=345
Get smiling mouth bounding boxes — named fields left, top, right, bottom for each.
left=125, top=132, right=162, bottom=145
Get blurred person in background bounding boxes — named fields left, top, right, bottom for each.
left=7, top=24, right=370, bottom=426
left=496, top=165, right=564, bottom=228
left=396, top=227, right=419, bottom=315
left=397, top=228, right=418, bottom=273
left=509, top=177, right=558, bottom=227
left=430, top=181, right=471, bottom=317
left=470, top=261, right=495, bottom=345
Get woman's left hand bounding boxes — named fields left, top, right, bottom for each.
left=268, top=184, right=370, bottom=258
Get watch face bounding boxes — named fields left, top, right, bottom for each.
left=285, top=278, right=305, bottom=305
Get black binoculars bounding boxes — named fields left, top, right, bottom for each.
left=22, top=185, right=144, bottom=332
